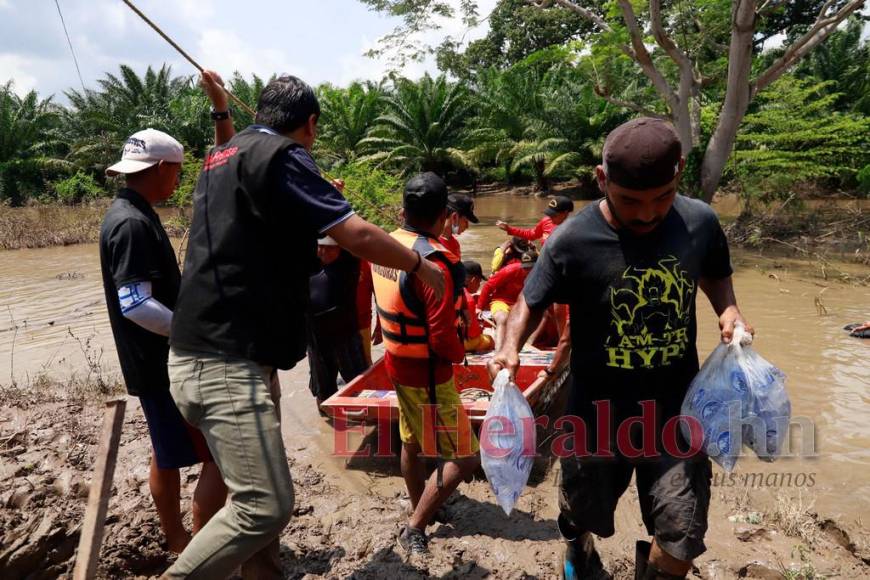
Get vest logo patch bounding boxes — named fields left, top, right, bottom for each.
left=203, top=146, right=239, bottom=171
left=372, top=263, right=398, bottom=281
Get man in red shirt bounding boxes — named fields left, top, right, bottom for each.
left=461, top=261, right=494, bottom=353
left=371, top=173, right=479, bottom=556
left=496, top=195, right=574, bottom=245
left=477, top=252, right=537, bottom=349
left=440, top=193, right=478, bottom=258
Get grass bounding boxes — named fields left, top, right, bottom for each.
left=0, top=201, right=189, bottom=250
left=1, top=325, right=124, bottom=408
left=769, top=492, right=819, bottom=545
left=0, top=202, right=109, bottom=250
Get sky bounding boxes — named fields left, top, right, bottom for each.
left=0, top=0, right=497, bottom=102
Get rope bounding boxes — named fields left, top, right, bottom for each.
left=53, top=0, right=85, bottom=92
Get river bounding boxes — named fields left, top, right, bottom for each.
left=0, top=195, right=868, bottom=520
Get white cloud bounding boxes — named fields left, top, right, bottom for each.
left=0, top=54, right=39, bottom=94
left=196, top=28, right=308, bottom=80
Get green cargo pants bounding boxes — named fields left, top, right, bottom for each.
left=163, top=348, right=293, bottom=579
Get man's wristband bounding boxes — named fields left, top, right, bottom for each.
left=410, top=251, right=422, bottom=273
left=544, top=368, right=555, bottom=377
left=210, top=109, right=231, bottom=121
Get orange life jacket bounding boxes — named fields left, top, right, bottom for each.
left=371, top=228, right=464, bottom=359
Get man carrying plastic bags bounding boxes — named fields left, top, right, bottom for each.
left=489, top=118, right=754, bottom=580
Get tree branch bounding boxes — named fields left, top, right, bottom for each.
left=649, top=0, right=692, bottom=70
left=593, top=84, right=668, bottom=119
left=616, top=0, right=678, bottom=110
left=526, top=0, right=641, bottom=61
left=527, top=0, right=612, bottom=32
left=753, top=0, right=865, bottom=95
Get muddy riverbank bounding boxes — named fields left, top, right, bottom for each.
left=1, top=194, right=868, bottom=578
left=1, top=366, right=868, bottom=579
left=2, top=187, right=868, bottom=258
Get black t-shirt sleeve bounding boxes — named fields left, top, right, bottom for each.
left=276, top=148, right=354, bottom=234
left=523, top=241, right=567, bottom=310
left=108, top=218, right=163, bottom=288
left=700, top=213, right=733, bottom=280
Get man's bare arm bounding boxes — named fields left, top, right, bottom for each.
left=699, top=276, right=753, bottom=343
left=200, top=70, right=236, bottom=146
left=487, top=294, right=547, bottom=379
left=327, top=214, right=445, bottom=300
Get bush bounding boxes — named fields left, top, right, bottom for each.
left=332, top=162, right=402, bottom=229
left=169, top=153, right=204, bottom=208
left=858, top=165, right=870, bottom=196
left=52, top=171, right=106, bottom=204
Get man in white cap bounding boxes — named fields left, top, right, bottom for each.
left=99, top=129, right=227, bottom=553
left=306, top=235, right=371, bottom=408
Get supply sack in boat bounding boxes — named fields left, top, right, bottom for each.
left=681, top=324, right=791, bottom=471
left=481, top=369, right=536, bottom=515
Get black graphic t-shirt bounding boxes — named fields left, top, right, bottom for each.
left=524, top=195, right=732, bottom=423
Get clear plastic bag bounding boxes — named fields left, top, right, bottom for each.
left=481, top=369, right=536, bottom=515
left=681, top=324, right=791, bottom=471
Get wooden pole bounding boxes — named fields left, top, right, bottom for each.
left=119, top=0, right=397, bottom=224
left=120, top=0, right=256, bottom=117
left=72, top=398, right=127, bottom=580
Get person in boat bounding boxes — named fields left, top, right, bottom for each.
left=440, top=193, right=478, bottom=258
left=461, top=260, right=495, bottom=353
left=489, top=117, right=754, bottom=580
left=306, top=236, right=371, bottom=408
left=161, top=71, right=446, bottom=579
left=440, top=193, right=479, bottom=348
left=491, top=236, right=533, bottom=273
left=371, top=172, right=480, bottom=556
left=496, top=195, right=574, bottom=245
left=98, top=129, right=227, bottom=554
left=477, top=251, right=537, bottom=350
left=357, top=259, right=378, bottom=365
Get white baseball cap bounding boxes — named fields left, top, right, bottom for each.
left=106, top=128, right=184, bottom=176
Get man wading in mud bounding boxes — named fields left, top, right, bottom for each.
left=99, top=129, right=227, bottom=553
left=161, top=72, right=444, bottom=579
left=489, top=118, right=754, bottom=580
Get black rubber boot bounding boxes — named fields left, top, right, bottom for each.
left=558, top=515, right=610, bottom=580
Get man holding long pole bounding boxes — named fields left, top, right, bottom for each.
left=162, top=73, right=444, bottom=579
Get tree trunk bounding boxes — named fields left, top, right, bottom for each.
left=533, top=157, right=549, bottom=194
left=699, top=0, right=757, bottom=203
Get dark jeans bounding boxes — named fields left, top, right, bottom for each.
left=307, top=330, right=369, bottom=403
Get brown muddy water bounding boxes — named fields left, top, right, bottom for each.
left=0, top=195, right=868, bottom=521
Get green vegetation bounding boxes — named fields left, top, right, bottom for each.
left=2, top=2, right=869, bottom=214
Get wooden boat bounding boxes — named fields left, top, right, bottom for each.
left=320, top=349, right=569, bottom=425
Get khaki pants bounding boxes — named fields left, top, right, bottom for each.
left=164, top=348, right=293, bottom=579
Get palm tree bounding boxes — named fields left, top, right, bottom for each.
left=797, top=17, right=870, bottom=114
left=467, top=63, right=624, bottom=192
left=0, top=82, right=71, bottom=204
left=359, top=74, right=474, bottom=176
left=465, top=66, right=545, bottom=185
left=316, top=81, right=384, bottom=168
left=226, top=72, right=268, bottom=128
left=64, top=64, right=185, bottom=175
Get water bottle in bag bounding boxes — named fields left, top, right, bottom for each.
left=681, top=324, right=790, bottom=471
left=481, top=369, right=536, bottom=515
